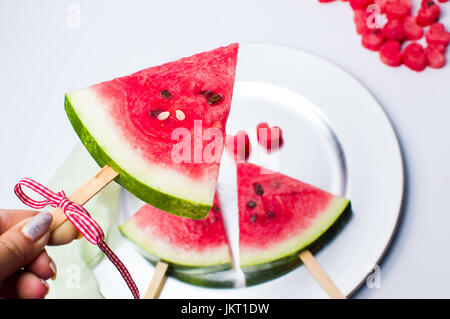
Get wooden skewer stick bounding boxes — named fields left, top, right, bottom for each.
left=299, top=250, right=346, bottom=299
left=144, top=261, right=169, bottom=299
left=49, top=165, right=119, bottom=239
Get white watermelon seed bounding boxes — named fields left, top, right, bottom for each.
left=176, top=110, right=185, bottom=121
left=157, top=111, right=170, bottom=121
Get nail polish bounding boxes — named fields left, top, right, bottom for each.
left=21, top=212, right=53, bottom=241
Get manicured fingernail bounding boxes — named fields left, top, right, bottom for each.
left=49, top=258, right=57, bottom=280
left=21, top=212, right=53, bottom=241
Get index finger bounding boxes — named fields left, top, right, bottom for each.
left=0, top=210, right=39, bottom=235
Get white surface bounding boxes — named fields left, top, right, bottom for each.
left=0, top=0, right=449, bottom=298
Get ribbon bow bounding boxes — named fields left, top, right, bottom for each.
left=14, top=178, right=140, bottom=299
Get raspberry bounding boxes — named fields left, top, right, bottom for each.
left=425, top=46, right=446, bottom=68
left=375, top=0, right=388, bottom=12
left=379, top=40, right=403, bottom=66
left=362, top=29, right=385, bottom=50
left=350, top=0, right=374, bottom=10
left=429, top=43, right=446, bottom=53
left=383, top=19, right=406, bottom=41
left=426, top=22, right=450, bottom=47
left=417, top=1, right=441, bottom=26
left=403, top=16, right=424, bottom=40
left=354, top=9, right=372, bottom=35
left=256, top=123, right=283, bottom=151
left=399, top=0, right=412, bottom=8
left=403, top=43, right=427, bottom=71
left=385, top=2, right=411, bottom=20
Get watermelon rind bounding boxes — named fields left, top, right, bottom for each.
left=244, top=254, right=301, bottom=286
left=240, top=197, right=351, bottom=268
left=242, top=202, right=351, bottom=286
left=65, top=94, right=211, bottom=219
left=119, top=219, right=232, bottom=269
left=168, top=268, right=237, bottom=288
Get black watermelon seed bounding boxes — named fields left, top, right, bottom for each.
left=247, top=201, right=256, bottom=209
left=160, top=90, right=172, bottom=98
left=212, top=204, right=221, bottom=213
left=150, top=110, right=162, bottom=117
left=267, top=211, right=275, bottom=219
left=427, top=1, right=435, bottom=7
left=253, top=183, right=264, bottom=196
left=208, top=94, right=222, bottom=105
left=250, top=214, right=257, bottom=223
left=203, top=91, right=213, bottom=98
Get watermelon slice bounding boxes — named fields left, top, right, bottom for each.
left=237, top=163, right=350, bottom=268
left=65, top=44, right=239, bottom=219
left=119, top=193, right=231, bottom=270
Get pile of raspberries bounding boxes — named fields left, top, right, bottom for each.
left=319, top=0, right=450, bottom=71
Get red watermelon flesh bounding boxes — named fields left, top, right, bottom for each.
left=65, top=44, right=239, bottom=219
left=237, top=163, right=350, bottom=267
left=119, top=193, right=231, bottom=267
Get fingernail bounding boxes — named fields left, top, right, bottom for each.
left=21, top=212, right=53, bottom=241
left=49, top=258, right=57, bottom=280
left=41, top=279, right=50, bottom=296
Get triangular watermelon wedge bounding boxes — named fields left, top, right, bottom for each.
left=237, top=163, right=350, bottom=268
left=119, top=193, right=231, bottom=270
left=65, top=44, right=239, bottom=219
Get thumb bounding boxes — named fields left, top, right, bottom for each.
left=0, top=212, right=52, bottom=281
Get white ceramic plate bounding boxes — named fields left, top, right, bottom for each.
left=94, top=44, right=404, bottom=298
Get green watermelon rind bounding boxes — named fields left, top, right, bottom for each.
left=168, top=268, right=236, bottom=288
left=162, top=201, right=348, bottom=288
left=64, top=94, right=211, bottom=219
left=119, top=220, right=232, bottom=269
left=119, top=229, right=234, bottom=288
left=240, top=197, right=351, bottom=268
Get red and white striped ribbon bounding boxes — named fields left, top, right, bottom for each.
left=14, top=178, right=140, bottom=299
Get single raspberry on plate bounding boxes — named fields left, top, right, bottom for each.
left=362, top=29, right=385, bottom=50
left=403, top=42, right=427, bottom=71
left=379, top=40, right=403, bottom=66
left=425, top=46, right=446, bottom=68
left=417, top=1, right=441, bottom=26
left=383, top=19, right=406, bottom=41
left=403, top=16, right=424, bottom=41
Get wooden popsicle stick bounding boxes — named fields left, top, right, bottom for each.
left=49, top=165, right=119, bottom=234
left=299, top=250, right=346, bottom=299
left=144, top=261, right=169, bottom=299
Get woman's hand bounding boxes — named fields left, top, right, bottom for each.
left=0, top=210, right=57, bottom=298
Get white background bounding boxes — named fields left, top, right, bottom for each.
left=0, top=0, right=449, bottom=298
